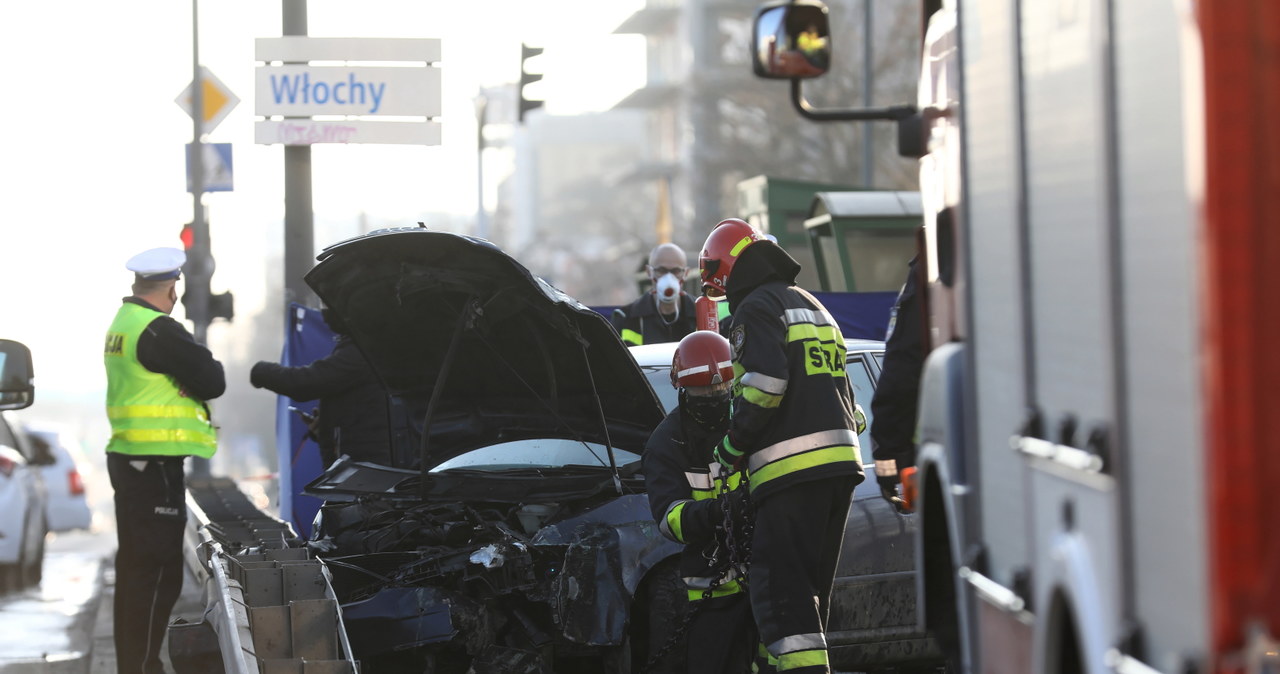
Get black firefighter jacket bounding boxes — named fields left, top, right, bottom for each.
left=644, top=407, right=747, bottom=597
left=870, top=255, right=924, bottom=489
left=722, top=242, right=866, bottom=503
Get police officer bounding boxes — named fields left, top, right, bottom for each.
left=871, top=256, right=923, bottom=513
left=611, top=243, right=698, bottom=346
left=250, top=307, right=391, bottom=467
left=644, top=330, right=755, bottom=673
left=104, top=247, right=225, bottom=673
left=701, top=219, right=864, bottom=674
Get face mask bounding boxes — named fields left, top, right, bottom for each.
left=682, top=390, right=730, bottom=431
left=654, top=273, right=682, bottom=306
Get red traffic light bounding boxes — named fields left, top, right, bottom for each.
left=180, top=223, right=195, bottom=250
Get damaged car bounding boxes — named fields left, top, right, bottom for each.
left=299, top=228, right=685, bottom=672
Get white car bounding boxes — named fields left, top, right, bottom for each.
left=0, top=410, right=48, bottom=592
left=25, top=425, right=93, bottom=533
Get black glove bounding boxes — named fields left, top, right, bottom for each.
left=877, top=474, right=911, bottom=514
left=249, top=361, right=271, bottom=388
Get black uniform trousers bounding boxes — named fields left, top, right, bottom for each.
left=687, top=591, right=758, bottom=673
left=749, top=476, right=855, bottom=673
left=107, top=454, right=188, bottom=674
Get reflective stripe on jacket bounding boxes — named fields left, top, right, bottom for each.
left=727, top=281, right=864, bottom=500
left=104, top=303, right=217, bottom=458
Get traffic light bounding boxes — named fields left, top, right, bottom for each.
left=178, top=221, right=233, bottom=324
left=518, top=43, right=545, bottom=123
left=210, top=291, right=234, bottom=321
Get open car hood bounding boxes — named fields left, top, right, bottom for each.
left=304, top=228, right=666, bottom=473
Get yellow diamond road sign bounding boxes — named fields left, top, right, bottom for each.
left=176, top=66, right=240, bottom=133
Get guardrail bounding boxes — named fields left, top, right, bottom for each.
left=177, top=477, right=359, bottom=673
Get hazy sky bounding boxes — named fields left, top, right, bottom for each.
left=0, top=0, right=644, bottom=401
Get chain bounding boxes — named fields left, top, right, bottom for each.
left=720, top=468, right=753, bottom=585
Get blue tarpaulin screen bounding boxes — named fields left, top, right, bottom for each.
left=275, top=302, right=334, bottom=539
left=592, top=291, right=896, bottom=342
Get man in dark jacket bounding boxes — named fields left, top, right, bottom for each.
left=611, top=242, right=698, bottom=346
left=644, top=330, right=756, bottom=673
left=251, top=309, right=391, bottom=466
left=701, top=219, right=864, bottom=674
left=871, top=256, right=924, bottom=513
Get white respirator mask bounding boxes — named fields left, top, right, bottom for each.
left=654, top=272, right=682, bottom=308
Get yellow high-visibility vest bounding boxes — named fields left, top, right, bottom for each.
left=104, top=303, right=217, bottom=458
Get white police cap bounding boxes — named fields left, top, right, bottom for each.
left=126, top=247, right=186, bottom=281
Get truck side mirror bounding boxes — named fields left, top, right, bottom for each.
left=0, top=339, right=34, bottom=411
left=752, top=0, right=916, bottom=123
left=753, top=0, right=833, bottom=80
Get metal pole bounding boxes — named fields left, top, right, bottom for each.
left=189, top=0, right=212, bottom=479
left=475, top=96, right=487, bottom=240
left=190, top=0, right=211, bottom=344
left=862, top=0, right=874, bottom=187
left=283, top=0, right=316, bottom=308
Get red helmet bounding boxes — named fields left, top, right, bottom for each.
left=670, top=331, right=735, bottom=390
left=699, top=218, right=763, bottom=298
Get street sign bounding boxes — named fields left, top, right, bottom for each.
left=175, top=67, right=240, bottom=133
left=255, top=65, right=441, bottom=117
left=254, top=37, right=441, bottom=146
left=185, top=143, right=233, bottom=193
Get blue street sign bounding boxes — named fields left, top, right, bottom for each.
left=185, top=143, right=234, bottom=193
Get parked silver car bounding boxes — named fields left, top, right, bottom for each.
left=0, top=339, right=46, bottom=593
left=25, top=425, right=94, bottom=533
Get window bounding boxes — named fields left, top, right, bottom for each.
left=845, top=354, right=877, bottom=463
left=0, top=414, right=16, bottom=451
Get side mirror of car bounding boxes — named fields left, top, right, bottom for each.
left=753, top=0, right=833, bottom=80
left=0, top=339, right=34, bottom=411
left=24, top=433, right=57, bottom=467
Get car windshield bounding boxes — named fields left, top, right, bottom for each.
left=429, top=438, right=642, bottom=472
left=640, top=363, right=679, bottom=412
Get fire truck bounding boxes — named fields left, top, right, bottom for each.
left=752, top=0, right=1280, bottom=672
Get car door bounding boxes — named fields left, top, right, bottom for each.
left=826, top=346, right=938, bottom=668
left=0, top=412, right=44, bottom=574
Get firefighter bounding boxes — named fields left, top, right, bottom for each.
left=611, top=242, right=698, bottom=346
left=643, top=330, right=756, bottom=673
left=700, top=219, right=864, bottom=674
left=871, top=255, right=923, bottom=513
left=104, top=247, right=225, bottom=673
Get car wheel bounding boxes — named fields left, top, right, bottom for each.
left=600, top=634, right=632, bottom=674
left=633, top=557, right=687, bottom=674
left=20, top=529, right=44, bottom=588
left=0, top=563, right=18, bottom=595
